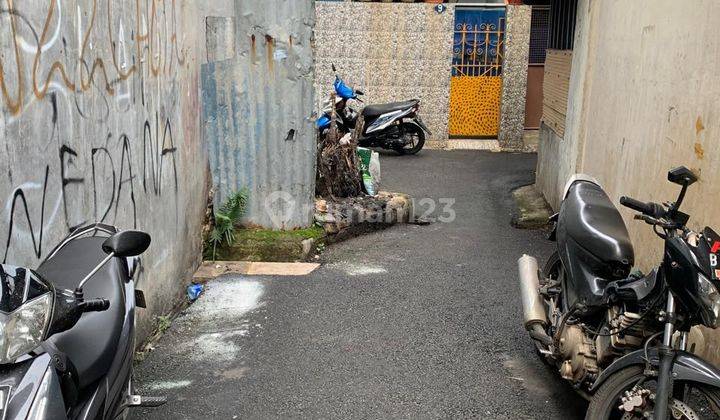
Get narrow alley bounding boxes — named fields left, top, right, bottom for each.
left=132, top=151, right=587, bottom=419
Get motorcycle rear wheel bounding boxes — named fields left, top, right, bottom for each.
left=586, top=365, right=720, bottom=419
left=395, top=123, right=425, bottom=155
left=531, top=251, right=563, bottom=365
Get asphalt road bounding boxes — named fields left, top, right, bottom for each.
left=132, top=150, right=587, bottom=419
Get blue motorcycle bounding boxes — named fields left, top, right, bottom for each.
left=317, top=65, right=431, bottom=155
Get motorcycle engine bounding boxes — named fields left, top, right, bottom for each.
left=384, top=125, right=404, bottom=147
left=558, top=324, right=598, bottom=384
left=555, top=305, right=661, bottom=388
left=595, top=306, right=657, bottom=366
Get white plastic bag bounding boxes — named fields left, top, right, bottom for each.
left=369, top=151, right=381, bottom=190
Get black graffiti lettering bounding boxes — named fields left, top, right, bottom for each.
left=115, top=135, right=138, bottom=228
left=160, top=118, right=178, bottom=195
left=3, top=167, right=49, bottom=264
left=59, top=145, right=86, bottom=230
left=142, top=120, right=155, bottom=194
left=91, top=147, right=116, bottom=223
left=1, top=1, right=188, bottom=265
left=142, top=116, right=178, bottom=196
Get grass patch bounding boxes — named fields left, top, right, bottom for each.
left=209, top=226, right=325, bottom=262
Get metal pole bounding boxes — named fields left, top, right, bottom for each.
left=77, top=253, right=115, bottom=290
left=662, top=293, right=676, bottom=347
left=679, top=331, right=689, bottom=351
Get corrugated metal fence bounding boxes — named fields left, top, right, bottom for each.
left=202, top=0, right=316, bottom=229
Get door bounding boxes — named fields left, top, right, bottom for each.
left=449, top=7, right=506, bottom=138
left=525, top=6, right=551, bottom=130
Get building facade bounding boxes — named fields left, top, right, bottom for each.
left=315, top=0, right=536, bottom=150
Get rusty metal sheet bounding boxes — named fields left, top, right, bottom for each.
left=202, top=0, right=316, bottom=229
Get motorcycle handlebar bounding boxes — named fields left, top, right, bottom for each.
left=620, top=196, right=665, bottom=218
left=81, top=298, right=110, bottom=312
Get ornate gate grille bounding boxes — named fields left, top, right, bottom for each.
left=452, top=20, right=505, bottom=77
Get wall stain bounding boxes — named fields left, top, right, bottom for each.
left=695, top=116, right=705, bottom=159
left=666, top=106, right=676, bottom=123
left=265, top=34, right=274, bottom=73
left=696, top=116, right=705, bottom=135
left=250, top=34, right=256, bottom=63
left=694, top=142, right=705, bottom=160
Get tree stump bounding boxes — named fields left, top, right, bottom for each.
left=316, top=95, right=364, bottom=198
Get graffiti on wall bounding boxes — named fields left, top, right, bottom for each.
left=0, top=0, right=194, bottom=267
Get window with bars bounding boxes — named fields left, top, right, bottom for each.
left=548, top=0, right=577, bottom=50
left=528, top=7, right=550, bottom=64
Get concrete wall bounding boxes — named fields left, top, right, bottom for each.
left=202, top=0, right=316, bottom=230
left=537, top=0, right=720, bottom=269
left=536, top=0, right=720, bottom=361
left=498, top=4, right=531, bottom=150
left=0, top=0, right=208, bottom=341
left=536, top=0, right=592, bottom=210
left=315, top=2, right=455, bottom=143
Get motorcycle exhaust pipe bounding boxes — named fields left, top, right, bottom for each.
left=518, top=255, right=548, bottom=330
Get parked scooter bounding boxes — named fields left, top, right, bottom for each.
left=0, top=223, right=165, bottom=419
left=519, top=167, right=720, bottom=419
left=317, top=65, right=431, bottom=155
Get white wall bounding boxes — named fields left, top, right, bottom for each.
left=576, top=0, right=720, bottom=269
left=536, top=0, right=720, bottom=362
left=539, top=0, right=720, bottom=269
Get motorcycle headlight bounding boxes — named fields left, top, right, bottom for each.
left=697, top=273, right=720, bottom=328
left=0, top=293, right=52, bottom=364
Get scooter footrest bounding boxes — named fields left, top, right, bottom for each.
left=128, top=395, right=167, bottom=407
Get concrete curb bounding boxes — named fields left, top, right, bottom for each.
left=193, top=261, right=320, bottom=282
left=425, top=139, right=532, bottom=152
left=511, top=184, right=553, bottom=229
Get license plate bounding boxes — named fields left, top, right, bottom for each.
left=704, top=227, right=720, bottom=280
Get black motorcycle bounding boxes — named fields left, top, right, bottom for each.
left=317, top=65, right=431, bottom=155
left=519, top=167, right=720, bottom=419
left=0, top=223, right=165, bottom=419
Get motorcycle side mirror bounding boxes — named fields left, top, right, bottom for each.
left=75, top=231, right=151, bottom=297
left=667, top=166, right=698, bottom=216
left=102, top=231, right=151, bottom=257
left=668, top=166, right=698, bottom=186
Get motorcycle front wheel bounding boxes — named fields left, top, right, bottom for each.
left=587, top=365, right=720, bottom=419
left=396, top=123, right=425, bottom=155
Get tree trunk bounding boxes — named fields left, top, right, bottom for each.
left=316, top=95, right=364, bottom=198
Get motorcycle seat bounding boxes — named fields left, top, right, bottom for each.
left=561, top=181, right=634, bottom=267
left=362, top=100, right=419, bottom=118
left=36, top=236, right=126, bottom=390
